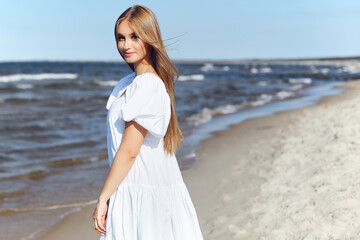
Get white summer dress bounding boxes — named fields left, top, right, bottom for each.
left=100, top=72, right=204, bottom=240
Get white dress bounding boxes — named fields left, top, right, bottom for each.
left=100, top=72, right=204, bottom=240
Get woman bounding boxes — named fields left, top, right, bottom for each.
left=92, top=5, right=204, bottom=240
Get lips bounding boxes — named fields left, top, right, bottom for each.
left=124, top=52, right=134, bottom=57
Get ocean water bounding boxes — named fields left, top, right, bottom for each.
left=0, top=60, right=359, bottom=240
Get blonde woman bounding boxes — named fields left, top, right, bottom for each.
left=92, top=5, right=204, bottom=240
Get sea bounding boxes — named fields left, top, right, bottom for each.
left=0, top=59, right=359, bottom=240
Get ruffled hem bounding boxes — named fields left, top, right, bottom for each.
left=100, top=182, right=203, bottom=240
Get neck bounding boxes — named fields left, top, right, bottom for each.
left=133, top=56, right=156, bottom=76
left=135, top=66, right=156, bottom=76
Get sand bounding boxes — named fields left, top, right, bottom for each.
left=39, top=79, right=360, bottom=240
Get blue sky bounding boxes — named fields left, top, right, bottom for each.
left=1, top=0, right=360, bottom=61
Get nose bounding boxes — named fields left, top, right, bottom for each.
left=123, top=38, right=130, bottom=50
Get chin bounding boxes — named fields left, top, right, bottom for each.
left=123, top=57, right=137, bottom=64
left=123, top=59, right=132, bottom=64
left=125, top=59, right=139, bottom=64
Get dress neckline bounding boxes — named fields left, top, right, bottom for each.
left=133, top=72, right=160, bottom=81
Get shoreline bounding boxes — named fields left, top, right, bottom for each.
left=37, top=79, right=360, bottom=240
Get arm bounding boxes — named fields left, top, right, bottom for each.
left=92, top=120, right=147, bottom=234
left=98, top=120, right=148, bottom=203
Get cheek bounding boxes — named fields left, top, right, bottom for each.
left=133, top=43, right=141, bottom=51
left=116, top=41, right=123, bottom=49
left=139, top=44, right=148, bottom=56
left=133, top=41, right=145, bottom=53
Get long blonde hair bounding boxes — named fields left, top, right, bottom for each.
left=114, top=5, right=185, bottom=155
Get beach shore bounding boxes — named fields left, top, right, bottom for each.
left=39, top=79, right=360, bottom=240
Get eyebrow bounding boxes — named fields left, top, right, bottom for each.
left=117, top=32, right=137, bottom=37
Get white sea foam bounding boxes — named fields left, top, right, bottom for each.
left=200, top=63, right=230, bottom=72
left=288, top=77, right=312, bottom=84
left=276, top=91, right=294, bottom=100
left=178, top=74, right=205, bottom=81
left=94, top=80, right=119, bottom=87
left=257, top=81, right=268, bottom=86
left=320, top=68, right=330, bottom=74
left=222, top=66, right=230, bottom=71
left=200, top=63, right=215, bottom=72
left=186, top=103, right=246, bottom=126
left=0, top=73, right=78, bottom=82
left=341, top=65, right=360, bottom=74
left=310, top=66, right=330, bottom=74
left=2, top=199, right=97, bottom=214
left=16, top=84, right=34, bottom=89
left=287, top=84, right=303, bottom=91
left=259, top=93, right=273, bottom=102
left=250, top=67, right=272, bottom=74
left=260, top=67, right=272, bottom=73
left=186, top=107, right=213, bottom=126
left=249, top=94, right=273, bottom=107
left=216, top=104, right=240, bottom=115
left=250, top=68, right=258, bottom=74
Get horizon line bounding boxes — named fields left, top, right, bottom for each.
left=1, top=55, right=360, bottom=63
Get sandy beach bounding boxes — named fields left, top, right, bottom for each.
left=38, top=78, right=360, bottom=240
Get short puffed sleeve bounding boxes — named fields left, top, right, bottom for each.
left=120, top=73, right=171, bottom=138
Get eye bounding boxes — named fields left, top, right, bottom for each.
left=131, top=34, right=139, bottom=39
left=117, top=36, right=124, bottom=40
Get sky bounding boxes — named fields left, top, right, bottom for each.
left=1, top=0, right=360, bottom=61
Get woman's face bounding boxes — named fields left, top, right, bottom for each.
left=116, top=20, right=149, bottom=67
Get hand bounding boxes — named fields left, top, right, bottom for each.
left=92, top=199, right=108, bottom=234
